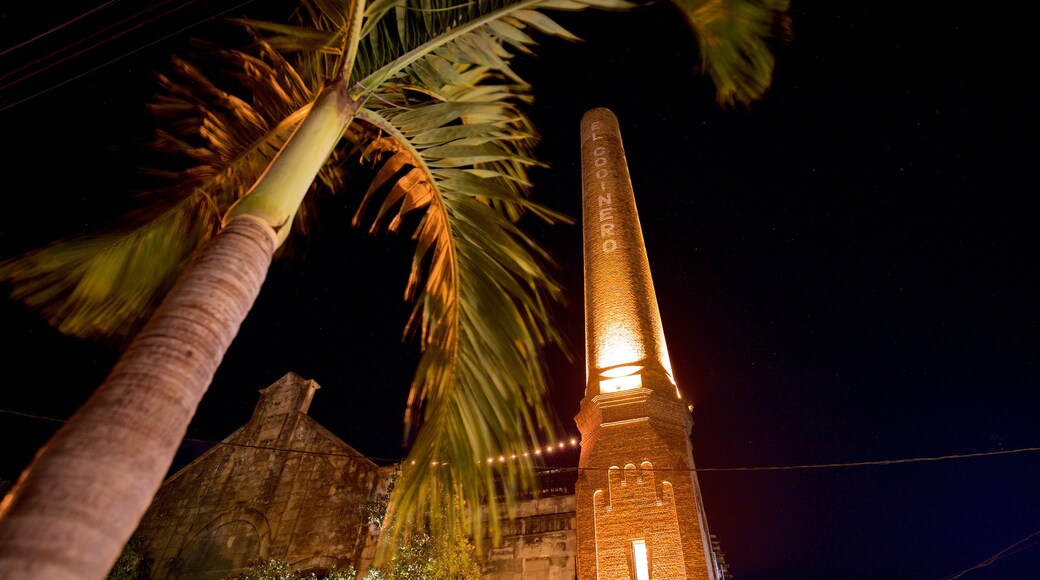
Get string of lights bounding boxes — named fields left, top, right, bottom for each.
left=3, top=407, right=1038, bottom=474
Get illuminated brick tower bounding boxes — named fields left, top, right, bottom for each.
left=574, top=108, right=718, bottom=580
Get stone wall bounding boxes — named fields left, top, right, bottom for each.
left=134, top=372, right=581, bottom=579
left=134, top=373, right=379, bottom=579
left=478, top=494, right=577, bottom=580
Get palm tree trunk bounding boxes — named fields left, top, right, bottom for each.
left=0, top=215, right=277, bottom=579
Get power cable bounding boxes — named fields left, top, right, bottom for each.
left=940, top=528, right=1040, bottom=579
left=0, top=0, right=123, bottom=58
left=692, top=448, right=1040, bottom=472
left=3, top=407, right=1038, bottom=474
left=0, top=0, right=261, bottom=113
left=0, top=0, right=194, bottom=88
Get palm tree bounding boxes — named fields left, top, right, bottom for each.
left=0, top=0, right=788, bottom=577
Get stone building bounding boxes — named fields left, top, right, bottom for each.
left=134, top=108, right=728, bottom=579
left=135, top=373, right=381, bottom=578
left=134, top=372, right=579, bottom=579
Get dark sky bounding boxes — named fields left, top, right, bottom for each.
left=1, top=2, right=1038, bottom=579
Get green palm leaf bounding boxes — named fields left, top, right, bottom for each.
left=671, top=0, right=791, bottom=105
left=347, top=10, right=577, bottom=547
left=0, top=36, right=319, bottom=340
left=0, top=201, right=217, bottom=339
left=0, top=0, right=789, bottom=555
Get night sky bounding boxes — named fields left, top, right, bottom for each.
left=1, top=2, right=1037, bottom=579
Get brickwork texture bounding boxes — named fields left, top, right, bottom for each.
left=575, top=108, right=717, bottom=580
left=580, top=108, right=675, bottom=394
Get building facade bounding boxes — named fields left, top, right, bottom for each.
left=135, top=373, right=380, bottom=578
left=133, top=109, right=724, bottom=579
left=574, top=108, right=721, bottom=580
left=133, top=373, right=579, bottom=579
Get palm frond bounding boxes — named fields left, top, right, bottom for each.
left=147, top=37, right=320, bottom=192
left=0, top=35, right=325, bottom=339
left=343, top=5, right=597, bottom=549
left=355, top=0, right=633, bottom=90
left=1, top=0, right=788, bottom=557
left=0, top=199, right=218, bottom=340
left=670, top=0, right=791, bottom=105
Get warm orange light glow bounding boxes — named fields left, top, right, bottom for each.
left=582, top=110, right=681, bottom=397
left=597, top=328, right=644, bottom=368
left=601, top=364, right=644, bottom=378
left=632, top=540, right=650, bottom=580
left=599, top=374, right=643, bottom=393
left=661, top=350, right=676, bottom=386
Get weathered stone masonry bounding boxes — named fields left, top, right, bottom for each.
left=133, top=373, right=580, bottom=579
left=135, top=373, right=379, bottom=579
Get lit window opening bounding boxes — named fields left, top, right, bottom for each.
left=632, top=539, right=649, bottom=580
left=600, top=374, right=643, bottom=392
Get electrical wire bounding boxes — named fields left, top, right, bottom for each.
left=0, top=0, right=198, bottom=89
left=941, top=528, right=1040, bottom=579
left=3, top=407, right=1038, bottom=474
left=0, top=0, right=261, bottom=113
left=0, top=0, right=123, bottom=58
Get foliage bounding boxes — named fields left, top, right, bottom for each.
left=366, top=527, right=480, bottom=580
left=365, top=471, right=480, bottom=580
left=0, top=0, right=788, bottom=560
left=225, top=559, right=297, bottom=580
left=360, top=467, right=398, bottom=529
left=672, top=0, right=791, bottom=105
left=106, top=534, right=154, bottom=580
left=224, top=559, right=358, bottom=580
